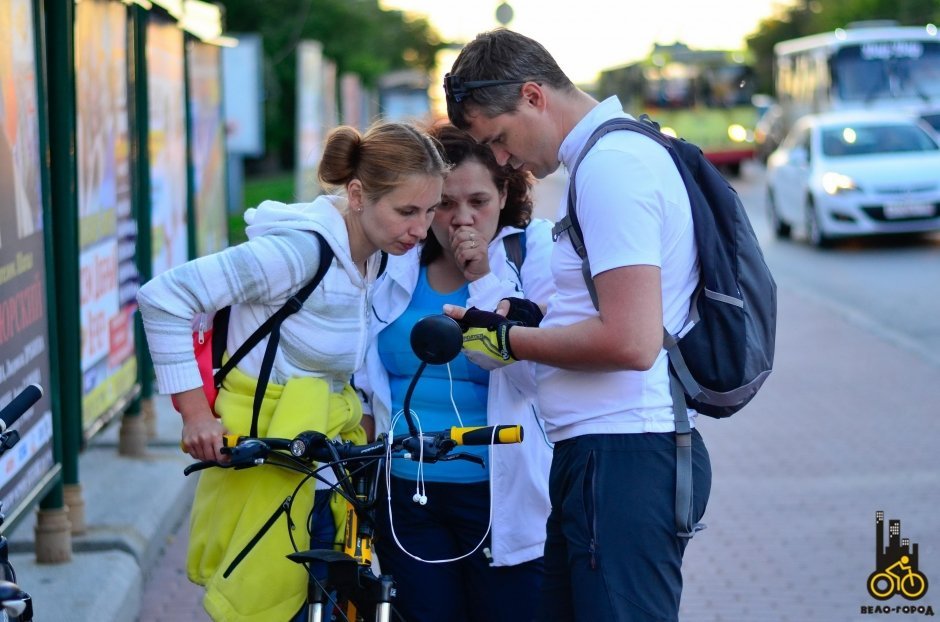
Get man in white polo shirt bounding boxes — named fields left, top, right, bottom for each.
left=442, top=29, right=712, bottom=622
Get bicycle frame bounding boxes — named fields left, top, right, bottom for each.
left=291, top=443, right=393, bottom=622
left=188, top=424, right=520, bottom=622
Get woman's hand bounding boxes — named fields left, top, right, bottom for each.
left=174, top=388, right=228, bottom=462
left=360, top=414, right=376, bottom=442
left=450, top=226, right=490, bottom=282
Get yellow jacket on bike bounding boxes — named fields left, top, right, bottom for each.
left=188, top=366, right=364, bottom=622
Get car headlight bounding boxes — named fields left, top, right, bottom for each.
left=822, top=172, right=859, bottom=195
left=728, top=124, right=748, bottom=143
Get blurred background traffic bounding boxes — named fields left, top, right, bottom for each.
left=1, top=0, right=940, bottom=584
left=218, top=0, right=940, bottom=247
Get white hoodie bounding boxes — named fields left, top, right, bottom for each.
left=354, top=219, right=556, bottom=566
left=138, top=196, right=385, bottom=396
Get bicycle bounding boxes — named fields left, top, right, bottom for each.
left=867, top=555, right=929, bottom=601
left=184, top=315, right=524, bottom=622
left=0, top=384, right=43, bottom=622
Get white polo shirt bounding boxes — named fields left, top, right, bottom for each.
left=537, top=96, right=700, bottom=442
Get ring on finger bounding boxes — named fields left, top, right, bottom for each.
left=471, top=240, right=477, bottom=248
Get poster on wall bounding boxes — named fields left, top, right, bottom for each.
left=322, top=58, right=338, bottom=132
left=147, top=17, right=188, bottom=274
left=221, top=33, right=263, bottom=157
left=74, top=0, right=139, bottom=433
left=0, top=0, right=56, bottom=514
left=187, top=40, right=227, bottom=256
left=340, top=73, right=364, bottom=130
left=295, top=40, right=325, bottom=202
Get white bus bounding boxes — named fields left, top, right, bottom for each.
left=774, top=21, right=940, bottom=136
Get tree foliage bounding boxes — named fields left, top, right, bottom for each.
left=746, top=0, right=940, bottom=95
left=217, top=0, right=445, bottom=169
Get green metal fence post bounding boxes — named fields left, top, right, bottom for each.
left=121, top=2, right=154, bottom=456
left=183, top=35, right=198, bottom=261
left=38, top=0, right=82, bottom=560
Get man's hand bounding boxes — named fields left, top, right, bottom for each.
left=451, top=306, right=520, bottom=370
left=503, top=297, right=544, bottom=327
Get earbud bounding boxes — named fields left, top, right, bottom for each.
left=412, top=493, right=428, bottom=505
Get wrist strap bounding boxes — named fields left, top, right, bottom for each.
left=500, top=323, right=515, bottom=360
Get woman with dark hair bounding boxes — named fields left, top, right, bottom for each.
left=355, top=123, right=555, bottom=622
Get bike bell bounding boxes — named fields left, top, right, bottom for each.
left=410, top=314, right=463, bottom=365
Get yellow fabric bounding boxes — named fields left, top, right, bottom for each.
left=187, top=365, right=365, bottom=622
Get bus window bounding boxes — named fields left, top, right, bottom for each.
left=831, top=41, right=940, bottom=102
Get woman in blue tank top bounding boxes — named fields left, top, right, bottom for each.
left=359, top=123, right=556, bottom=622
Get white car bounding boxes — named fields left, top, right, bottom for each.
left=765, top=111, right=940, bottom=247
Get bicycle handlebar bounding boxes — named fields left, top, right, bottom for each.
left=181, top=315, right=525, bottom=481
left=0, top=580, right=31, bottom=618
left=0, top=384, right=42, bottom=433
left=183, top=425, right=524, bottom=477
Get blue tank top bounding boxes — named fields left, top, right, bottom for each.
left=378, top=267, right=490, bottom=482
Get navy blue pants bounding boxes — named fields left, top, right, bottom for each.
left=374, top=475, right=544, bottom=622
left=536, top=430, right=711, bottom=622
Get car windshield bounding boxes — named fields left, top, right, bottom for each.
left=819, top=123, right=939, bottom=157
left=921, top=112, right=940, bottom=133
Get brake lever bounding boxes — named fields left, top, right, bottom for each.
left=0, top=430, right=20, bottom=453
left=184, top=461, right=223, bottom=476
left=400, top=435, right=458, bottom=463
left=226, top=439, right=272, bottom=469
left=438, top=452, right=485, bottom=468
left=184, top=439, right=271, bottom=476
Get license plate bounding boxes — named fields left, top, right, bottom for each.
left=883, top=202, right=935, bottom=219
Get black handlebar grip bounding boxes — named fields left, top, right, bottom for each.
left=0, top=384, right=43, bottom=432
left=450, top=425, right=523, bottom=446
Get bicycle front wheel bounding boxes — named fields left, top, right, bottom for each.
left=900, top=572, right=928, bottom=600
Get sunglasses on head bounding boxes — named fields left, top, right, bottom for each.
left=443, top=73, right=527, bottom=103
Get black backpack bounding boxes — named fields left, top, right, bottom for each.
left=552, top=116, right=777, bottom=537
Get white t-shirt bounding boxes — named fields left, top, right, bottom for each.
left=537, top=97, right=700, bottom=442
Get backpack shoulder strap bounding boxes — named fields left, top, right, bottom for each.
left=218, top=231, right=334, bottom=437
left=377, top=250, right=389, bottom=278
left=502, top=229, right=527, bottom=276
left=214, top=231, right=334, bottom=387
left=210, top=306, right=231, bottom=369
left=552, top=117, right=669, bottom=310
